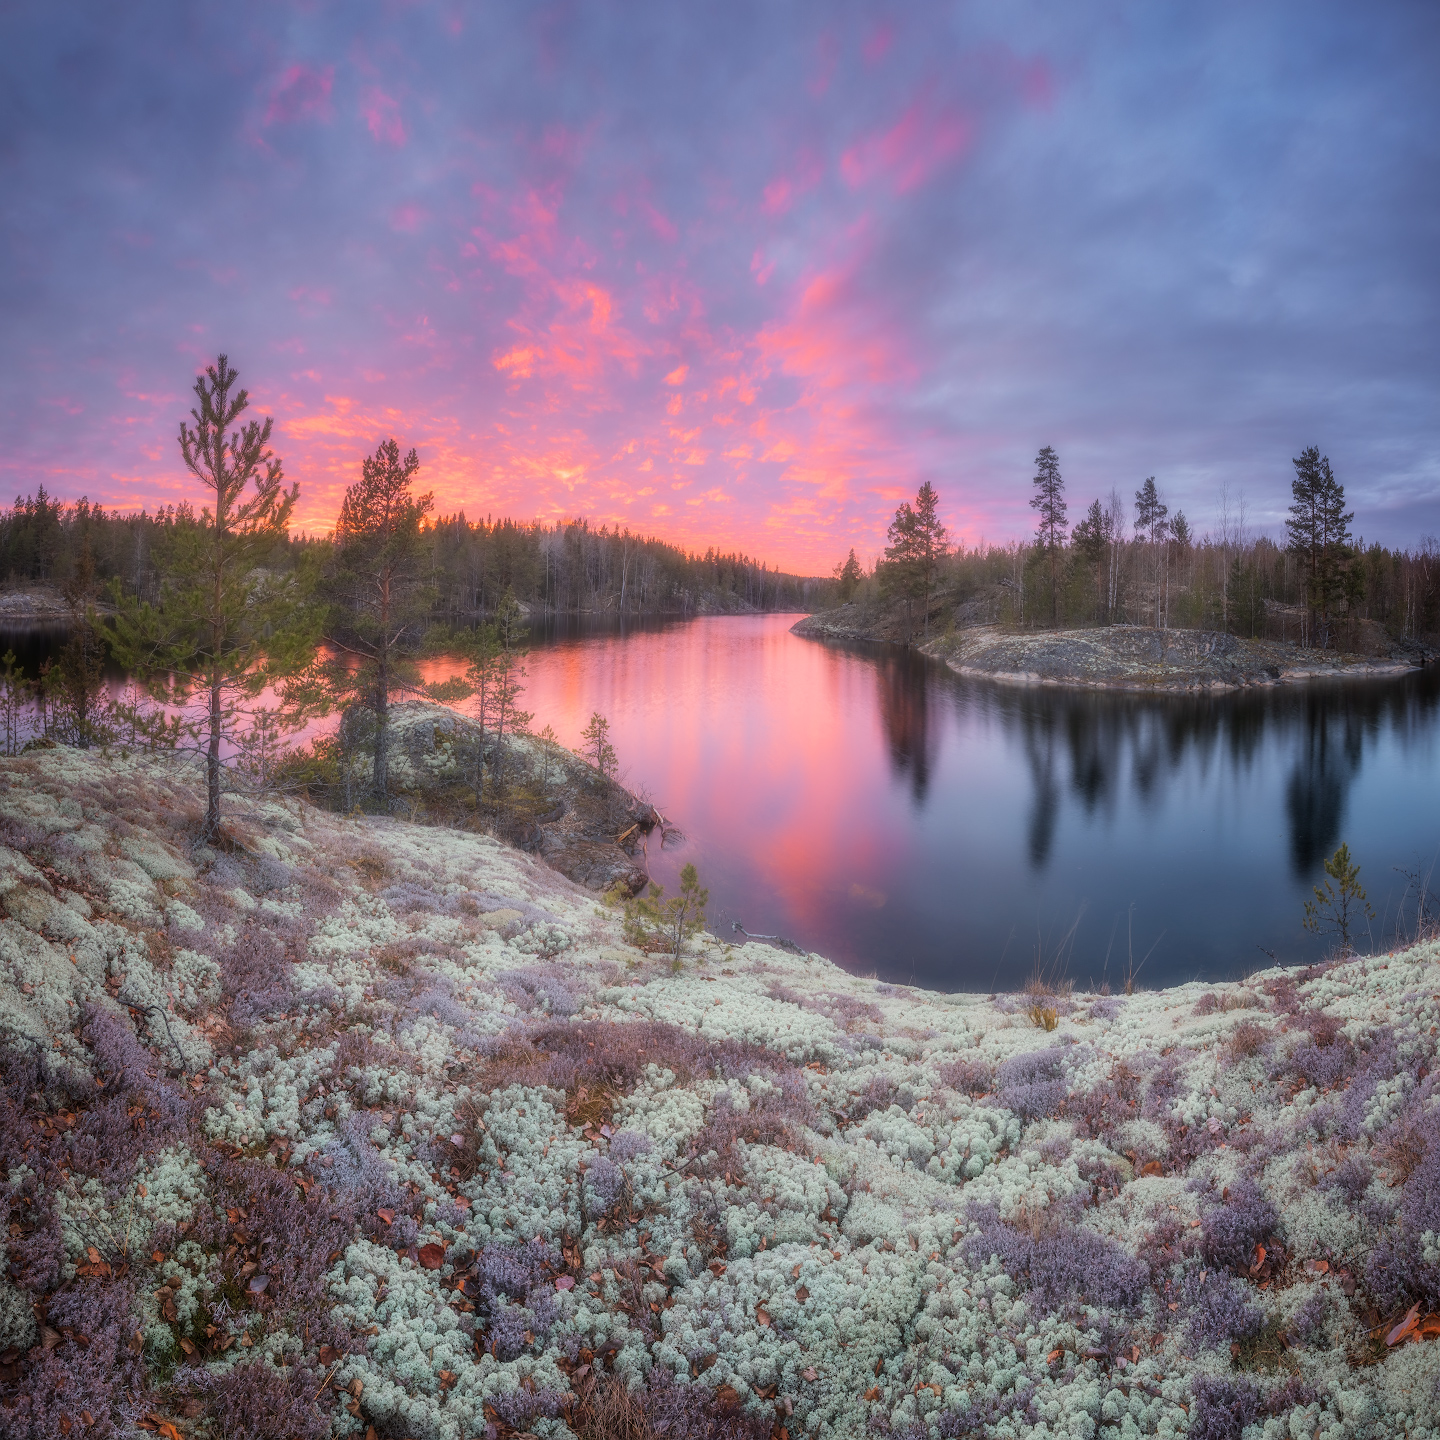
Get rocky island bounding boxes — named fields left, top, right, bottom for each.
left=3, top=744, right=1440, bottom=1439
left=793, top=606, right=1433, bottom=693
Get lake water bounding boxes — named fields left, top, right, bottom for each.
left=502, top=614, right=1440, bottom=991
left=10, top=612, right=1439, bottom=991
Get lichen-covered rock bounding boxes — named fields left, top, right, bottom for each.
left=3, top=746, right=1440, bottom=1438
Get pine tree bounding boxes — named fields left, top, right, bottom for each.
left=1029, top=447, right=1066, bottom=626
left=325, top=439, right=435, bottom=808
left=1133, top=476, right=1170, bottom=628
left=835, top=548, right=864, bottom=602
left=1285, top=446, right=1354, bottom=647
left=1303, top=842, right=1374, bottom=952
left=107, top=355, right=314, bottom=838
left=881, top=483, right=948, bottom=640
left=581, top=711, right=618, bottom=781
left=486, top=587, right=532, bottom=799
left=911, top=482, right=948, bottom=636
left=880, top=501, right=921, bottom=639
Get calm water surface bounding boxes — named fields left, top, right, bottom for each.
left=12, top=614, right=1438, bottom=990
left=500, top=614, right=1440, bottom=991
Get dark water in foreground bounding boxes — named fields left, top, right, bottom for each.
left=9, top=614, right=1439, bottom=990
left=502, top=615, right=1440, bottom=991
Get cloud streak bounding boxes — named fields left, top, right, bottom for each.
left=1, top=0, right=1436, bottom=571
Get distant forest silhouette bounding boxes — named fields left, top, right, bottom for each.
left=0, top=487, right=828, bottom=617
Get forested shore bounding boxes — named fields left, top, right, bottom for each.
left=822, top=452, right=1440, bottom=653
left=0, top=489, right=826, bottom=621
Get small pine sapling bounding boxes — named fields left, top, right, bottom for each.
left=1303, top=842, right=1375, bottom=952
left=537, top=722, right=560, bottom=791
left=581, top=711, right=618, bottom=781
left=619, top=863, right=709, bottom=968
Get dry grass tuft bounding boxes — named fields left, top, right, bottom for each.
left=1227, top=1020, right=1269, bottom=1060
left=1027, top=1002, right=1059, bottom=1032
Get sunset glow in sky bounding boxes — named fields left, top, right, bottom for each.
left=3, top=2, right=1438, bottom=573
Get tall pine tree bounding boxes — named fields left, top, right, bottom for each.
left=108, top=356, right=314, bottom=838
left=1030, top=447, right=1066, bottom=626
left=1133, top=476, right=1170, bottom=628
left=1285, top=446, right=1354, bottom=647
left=881, top=482, right=948, bottom=640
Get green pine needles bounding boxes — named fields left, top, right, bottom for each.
left=106, top=355, right=317, bottom=838
left=580, top=711, right=618, bottom=781
left=1303, top=842, right=1375, bottom=952
left=613, top=862, right=709, bottom=969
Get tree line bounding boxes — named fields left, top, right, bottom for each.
left=0, top=493, right=822, bottom=619
left=0, top=355, right=829, bottom=837
left=845, top=447, right=1439, bottom=647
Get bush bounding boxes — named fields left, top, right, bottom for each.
left=1183, top=1269, right=1263, bottom=1349
left=995, top=1048, right=1068, bottom=1120
left=1200, top=1182, right=1279, bottom=1273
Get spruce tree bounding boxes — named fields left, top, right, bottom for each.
left=835, top=548, right=864, bottom=602
left=1070, top=499, right=1107, bottom=619
left=1030, top=447, right=1066, bottom=626
left=107, top=355, right=314, bottom=839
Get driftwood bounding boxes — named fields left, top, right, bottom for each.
left=731, top=921, right=805, bottom=955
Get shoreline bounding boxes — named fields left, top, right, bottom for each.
left=2, top=746, right=1439, bottom=1435
left=793, top=610, right=1433, bottom=692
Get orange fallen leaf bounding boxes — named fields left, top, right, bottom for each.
left=158, top=1426, right=182, bottom=1440
left=1140, top=1160, right=1164, bottom=1177
left=863, top=1386, right=882, bottom=1401
left=756, top=1306, right=771, bottom=1327
left=1249, top=1244, right=1267, bottom=1273
left=376, top=1208, right=394, bottom=1225
left=795, top=1286, right=809, bottom=1303
left=1304, top=1259, right=1329, bottom=1274
left=1419, top=1315, right=1440, bottom=1340
left=1047, top=1348, right=1063, bottom=1363
left=417, top=1243, right=446, bottom=1270
left=1388, top=1304, right=1421, bottom=1347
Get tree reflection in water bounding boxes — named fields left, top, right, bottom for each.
left=876, top=647, right=935, bottom=805
left=999, top=672, right=1439, bottom=876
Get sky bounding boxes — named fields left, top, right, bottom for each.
left=2, top=2, right=1437, bottom=575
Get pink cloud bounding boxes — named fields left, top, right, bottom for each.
left=1023, top=59, right=1056, bottom=110
left=808, top=30, right=839, bottom=97
left=360, top=87, right=407, bottom=146
left=390, top=203, right=428, bottom=233
left=265, top=65, right=334, bottom=127
left=840, top=98, right=972, bottom=193
left=762, top=177, right=794, bottom=216
left=862, top=23, right=895, bottom=65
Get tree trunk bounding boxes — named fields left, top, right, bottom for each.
left=372, top=647, right=389, bottom=807
left=372, top=573, right=391, bottom=808
left=207, top=669, right=223, bottom=838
